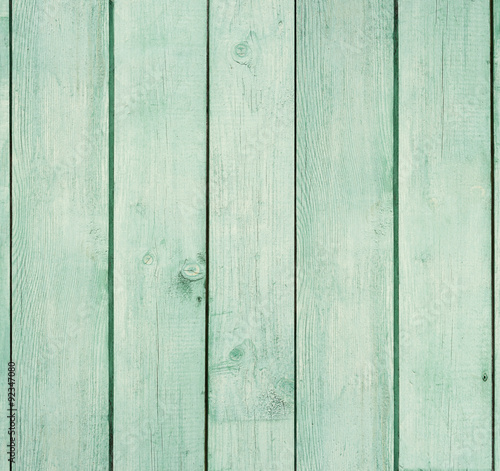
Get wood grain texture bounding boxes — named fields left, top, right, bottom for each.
left=399, top=1, right=492, bottom=468
left=296, top=1, right=394, bottom=469
left=495, top=0, right=500, bottom=467
left=12, top=1, right=109, bottom=469
left=113, top=0, right=207, bottom=469
left=208, top=1, right=295, bottom=469
left=0, top=2, right=8, bottom=470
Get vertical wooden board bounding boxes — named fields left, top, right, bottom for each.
left=399, top=1, right=492, bottom=468
left=494, top=0, right=500, bottom=467
left=0, top=2, right=8, bottom=471
left=12, top=1, right=109, bottom=469
left=296, top=1, right=394, bottom=469
left=113, top=1, right=207, bottom=469
left=208, top=1, right=295, bottom=469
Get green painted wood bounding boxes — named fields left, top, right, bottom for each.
left=495, top=0, right=500, bottom=467
left=113, top=1, right=207, bottom=469
left=12, top=1, right=109, bottom=469
left=399, top=1, right=492, bottom=468
left=208, top=1, right=295, bottom=469
left=0, top=2, right=8, bottom=471
left=296, top=1, right=394, bottom=469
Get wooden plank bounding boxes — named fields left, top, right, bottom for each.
left=494, top=0, right=500, bottom=467
left=113, top=1, right=207, bottom=469
left=296, top=0, right=394, bottom=469
left=208, top=1, right=295, bottom=469
left=0, top=2, right=8, bottom=470
left=399, top=1, right=492, bottom=468
left=12, top=1, right=109, bottom=468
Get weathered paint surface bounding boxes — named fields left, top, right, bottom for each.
left=208, top=0, right=295, bottom=469
left=297, top=0, right=394, bottom=469
left=113, top=0, right=207, bottom=468
left=0, top=2, right=8, bottom=469
left=12, top=1, right=109, bottom=469
left=399, top=0, right=492, bottom=469
left=2, top=1, right=498, bottom=469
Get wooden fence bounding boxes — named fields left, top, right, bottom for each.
left=1, top=0, right=498, bottom=469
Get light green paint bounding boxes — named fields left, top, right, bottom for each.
left=0, top=3, right=8, bottom=471
left=297, top=0, right=394, bottom=469
left=3, top=1, right=499, bottom=469
left=12, top=1, right=109, bottom=469
left=495, top=0, right=500, bottom=468
left=114, top=0, right=207, bottom=470
left=113, top=0, right=207, bottom=469
left=399, top=0, right=492, bottom=468
left=208, top=1, right=295, bottom=469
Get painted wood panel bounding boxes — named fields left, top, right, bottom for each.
left=4, top=2, right=499, bottom=468
left=0, top=2, right=8, bottom=470
left=11, top=1, right=109, bottom=469
left=494, top=0, right=500, bottom=467
left=296, top=0, right=394, bottom=469
left=399, top=1, right=492, bottom=468
left=208, top=1, right=295, bottom=469
left=113, top=0, right=207, bottom=469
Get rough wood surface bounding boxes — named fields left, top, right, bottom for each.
left=399, top=1, right=492, bottom=468
left=4, top=2, right=499, bottom=468
left=12, top=1, right=109, bottom=468
left=0, top=2, right=8, bottom=470
left=208, top=1, right=295, bottom=469
left=113, top=0, right=207, bottom=468
left=296, top=1, right=395, bottom=469
left=495, top=0, right=500, bottom=467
